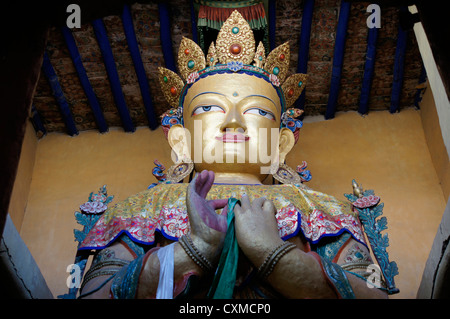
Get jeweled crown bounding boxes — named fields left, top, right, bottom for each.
left=158, top=10, right=307, bottom=141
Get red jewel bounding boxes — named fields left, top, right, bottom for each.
left=279, top=53, right=285, bottom=61
left=170, top=86, right=177, bottom=96
left=229, top=43, right=242, bottom=55
left=288, top=88, right=294, bottom=97
left=184, top=48, right=190, bottom=55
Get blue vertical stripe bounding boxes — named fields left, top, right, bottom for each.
left=158, top=2, right=176, bottom=72
left=92, top=18, right=135, bottom=132
left=325, top=1, right=351, bottom=120
left=122, top=4, right=158, bottom=130
left=359, top=27, right=379, bottom=115
left=190, top=0, right=198, bottom=44
left=268, top=0, right=276, bottom=50
left=296, top=0, right=315, bottom=111
left=390, top=9, right=408, bottom=113
left=42, top=51, right=79, bottom=136
left=62, top=27, right=109, bottom=133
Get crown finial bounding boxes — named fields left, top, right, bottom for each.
left=253, top=41, right=266, bottom=68
left=206, top=42, right=217, bottom=67
left=177, top=37, right=206, bottom=81
left=264, top=42, right=291, bottom=84
left=215, top=10, right=255, bottom=65
left=158, top=67, right=184, bottom=109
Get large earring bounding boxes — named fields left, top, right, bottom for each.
left=165, top=156, right=194, bottom=184
left=270, top=162, right=301, bottom=185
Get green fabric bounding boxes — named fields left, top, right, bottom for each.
left=197, top=17, right=267, bottom=30
left=207, top=198, right=240, bottom=299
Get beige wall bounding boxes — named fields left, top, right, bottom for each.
left=418, top=84, right=450, bottom=199
left=8, top=120, right=38, bottom=232
left=16, top=108, right=447, bottom=298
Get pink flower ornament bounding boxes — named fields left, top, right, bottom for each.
left=187, top=71, right=199, bottom=84
left=80, top=201, right=108, bottom=214
left=352, top=195, right=380, bottom=209
left=269, top=74, right=280, bottom=87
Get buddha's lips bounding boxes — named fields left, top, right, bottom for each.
left=216, top=133, right=249, bottom=143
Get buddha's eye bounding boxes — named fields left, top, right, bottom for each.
left=192, top=105, right=225, bottom=116
left=243, top=107, right=275, bottom=120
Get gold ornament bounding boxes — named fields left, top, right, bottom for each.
left=264, top=42, right=291, bottom=84
left=165, top=157, right=194, bottom=183
left=206, top=42, right=217, bottom=67
left=158, top=67, right=184, bottom=109
left=215, top=10, right=255, bottom=64
left=253, top=41, right=266, bottom=68
left=177, top=36, right=206, bottom=81
left=270, top=162, right=301, bottom=185
left=282, top=73, right=308, bottom=107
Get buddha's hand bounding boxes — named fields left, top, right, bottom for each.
left=234, top=195, right=284, bottom=266
left=186, top=170, right=228, bottom=262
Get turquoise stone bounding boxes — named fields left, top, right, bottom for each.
left=273, top=67, right=280, bottom=75
left=187, top=60, right=195, bottom=69
left=232, top=27, right=239, bottom=34
left=298, top=81, right=303, bottom=87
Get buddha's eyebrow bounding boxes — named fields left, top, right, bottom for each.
left=188, top=92, right=226, bottom=108
left=243, top=94, right=279, bottom=111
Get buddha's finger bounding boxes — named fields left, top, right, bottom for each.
left=251, top=197, right=267, bottom=211
left=197, top=170, right=215, bottom=199
left=262, top=199, right=276, bottom=215
left=240, top=194, right=251, bottom=212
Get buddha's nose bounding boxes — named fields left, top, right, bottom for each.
left=220, top=108, right=247, bottom=133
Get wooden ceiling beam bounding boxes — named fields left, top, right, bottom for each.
left=92, top=18, right=135, bottom=133
left=325, top=1, right=351, bottom=120
left=390, top=7, right=409, bottom=114
left=42, top=52, right=79, bottom=136
left=121, top=4, right=158, bottom=130
left=62, top=27, right=109, bottom=133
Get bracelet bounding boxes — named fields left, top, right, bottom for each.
left=257, top=241, right=296, bottom=280
left=81, top=259, right=129, bottom=292
left=80, top=269, right=118, bottom=292
left=179, top=234, right=214, bottom=272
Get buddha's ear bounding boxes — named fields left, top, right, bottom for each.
left=167, top=124, right=191, bottom=162
left=278, top=127, right=295, bottom=164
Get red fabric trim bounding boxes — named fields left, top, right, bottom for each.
left=198, top=3, right=266, bottom=22
left=119, top=238, right=139, bottom=259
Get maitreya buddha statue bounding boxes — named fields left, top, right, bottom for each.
left=73, top=11, right=392, bottom=299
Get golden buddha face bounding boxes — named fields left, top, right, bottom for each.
left=168, top=73, right=295, bottom=182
